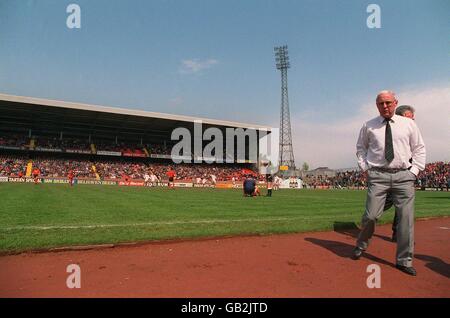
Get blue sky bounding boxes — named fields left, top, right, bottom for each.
left=0, top=0, right=449, bottom=168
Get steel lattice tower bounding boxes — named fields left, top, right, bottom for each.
left=274, top=45, right=295, bottom=171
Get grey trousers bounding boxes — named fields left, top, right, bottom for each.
left=356, top=169, right=416, bottom=266
left=383, top=193, right=399, bottom=234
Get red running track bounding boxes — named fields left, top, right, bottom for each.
left=0, top=218, right=449, bottom=297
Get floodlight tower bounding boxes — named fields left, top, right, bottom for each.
left=274, top=45, right=296, bottom=172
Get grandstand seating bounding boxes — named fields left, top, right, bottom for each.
left=1, top=152, right=448, bottom=189
left=0, top=155, right=263, bottom=182
left=1, top=133, right=448, bottom=188
left=0, top=133, right=174, bottom=157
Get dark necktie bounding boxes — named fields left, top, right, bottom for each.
left=385, top=118, right=394, bottom=162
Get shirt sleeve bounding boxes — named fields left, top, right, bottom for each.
left=409, top=122, right=426, bottom=176
left=356, top=122, right=369, bottom=171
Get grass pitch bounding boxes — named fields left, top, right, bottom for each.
left=0, top=183, right=449, bottom=253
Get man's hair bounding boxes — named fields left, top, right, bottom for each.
left=376, top=90, right=396, bottom=101
left=395, top=105, right=415, bottom=116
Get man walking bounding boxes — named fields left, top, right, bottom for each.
left=353, top=91, right=426, bottom=276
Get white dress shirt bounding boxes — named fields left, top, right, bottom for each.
left=356, top=114, right=426, bottom=176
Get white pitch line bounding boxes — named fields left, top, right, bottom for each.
left=438, top=226, right=450, bottom=230
left=0, top=215, right=349, bottom=231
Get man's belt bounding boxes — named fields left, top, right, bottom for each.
left=370, top=167, right=408, bottom=173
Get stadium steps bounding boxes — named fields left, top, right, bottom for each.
left=26, top=161, right=33, bottom=177
left=90, top=143, right=96, bottom=154
left=143, top=147, right=150, bottom=157
left=91, top=165, right=100, bottom=180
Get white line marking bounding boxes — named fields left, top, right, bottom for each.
left=0, top=215, right=350, bottom=231
left=438, top=227, right=450, bottom=230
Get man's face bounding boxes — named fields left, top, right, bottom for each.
left=403, top=111, right=415, bottom=120
left=376, top=93, right=398, bottom=119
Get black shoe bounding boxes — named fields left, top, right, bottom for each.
left=392, top=232, right=397, bottom=243
left=395, top=265, right=417, bottom=276
left=352, top=247, right=364, bottom=260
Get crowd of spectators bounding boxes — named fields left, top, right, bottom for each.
left=0, top=156, right=96, bottom=178
left=95, top=161, right=146, bottom=179
left=0, top=156, right=28, bottom=177
left=94, top=140, right=123, bottom=152
left=34, top=136, right=63, bottom=149
left=61, top=138, right=91, bottom=151
left=418, top=161, right=450, bottom=190
left=303, top=170, right=366, bottom=189
left=0, top=133, right=174, bottom=155
left=1, top=152, right=448, bottom=190
left=0, top=134, right=249, bottom=162
left=32, top=158, right=96, bottom=178
left=303, top=162, right=450, bottom=190
left=0, top=135, right=30, bottom=148
left=93, top=160, right=260, bottom=182
left=34, top=136, right=92, bottom=152
left=146, top=143, right=171, bottom=155
left=0, top=155, right=262, bottom=182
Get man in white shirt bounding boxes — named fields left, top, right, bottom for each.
left=353, top=90, right=426, bottom=276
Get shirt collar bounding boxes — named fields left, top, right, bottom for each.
left=378, top=115, right=397, bottom=124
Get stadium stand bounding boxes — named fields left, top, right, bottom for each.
left=1, top=151, right=447, bottom=190
left=301, top=163, right=449, bottom=190
left=0, top=134, right=30, bottom=149
left=0, top=155, right=28, bottom=177
left=0, top=93, right=270, bottom=185
left=0, top=154, right=262, bottom=182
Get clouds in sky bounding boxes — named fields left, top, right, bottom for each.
left=291, top=83, right=450, bottom=169
left=179, top=58, right=218, bottom=74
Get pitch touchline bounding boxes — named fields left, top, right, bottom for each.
left=0, top=215, right=350, bottom=231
